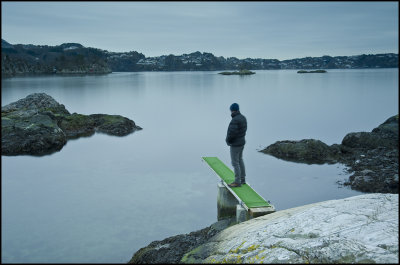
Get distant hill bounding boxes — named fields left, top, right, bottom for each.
left=1, top=39, right=14, bottom=49
left=1, top=40, right=111, bottom=77
left=2, top=39, right=398, bottom=77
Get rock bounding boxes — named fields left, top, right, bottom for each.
left=341, top=131, right=393, bottom=149
left=1, top=92, right=70, bottom=115
left=394, top=174, right=399, bottom=182
left=372, top=115, right=399, bottom=137
left=360, top=169, right=374, bottom=175
left=128, top=218, right=236, bottom=264
left=181, top=194, right=398, bottom=264
left=2, top=93, right=142, bottom=156
left=297, top=69, right=327, bottom=73
left=90, top=114, right=139, bottom=136
left=260, top=139, right=339, bottom=164
left=342, top=115, right=398, bottom=150
left=1, top=113, right=67, bottom=156
left=259, top=115, right=398, bottom=193
left=218, top=70, right=255, bottom=75
left=58, top=113, right=96, bottom=138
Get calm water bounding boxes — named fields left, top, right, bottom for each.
left=1, top=69, right=398, bottom=263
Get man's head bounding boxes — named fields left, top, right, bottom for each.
left=230, top=103, right=239, bottom=112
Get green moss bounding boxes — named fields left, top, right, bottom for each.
left=128, top=246, right=155, bottom=264
left=181, top=245, right=205, bottom=264
left=42, top=107, right=68, bottom=115
left=59, top=113, right=95, bottom=130
left=89, top=114, right=127, bottom=127
left=100, top=115, right=125, bottom=125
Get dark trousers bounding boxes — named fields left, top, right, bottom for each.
left=230, top=145, right=246, bottom=184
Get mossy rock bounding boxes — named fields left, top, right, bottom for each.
left=90, top=114, right=138, bottom=136
left=58, top=113, right=96, bottom=138
left=181, top=245, right=208, bottom=263
left=1, top=113, right=67, bottom=156
left=2, top=93, right=141, bottom=156
left=260, top=139, right=339, bottom=164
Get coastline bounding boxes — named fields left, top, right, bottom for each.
left=129, top=114, right=398, bottom=263
left=129, top=194, right=398, bottom=263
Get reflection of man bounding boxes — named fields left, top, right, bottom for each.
left=225, top=103, right=247, bottom=187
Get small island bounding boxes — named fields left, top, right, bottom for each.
left=218, top=69, right=255, bottom=75
left=1, top=93, right=142, bottom=156
left=297, top=70, right=327, bottom=73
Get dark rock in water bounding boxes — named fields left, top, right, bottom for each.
left=57, top=113, right=96, bottom=138
left=90, top=114, right=139, bottom=136
left=1, top=112, right=67, bottom=156
left=260, top=115, right=398, bottom=194
left=218, top=69, right=255, bottom=75
left=128, top=218, right=235, bottom=264
left=2, top=93, right=69, bottom=155
left=1, top=93, right=70, bottom=115
left=372, top=115, right=399, bottom=136
left=260, top=139, right=340, bottom=164
left=342, top=115, right=398, bottom=150
left=297, top=70, right=327, bottom=73
left=1, top=93, right=142, bottom=156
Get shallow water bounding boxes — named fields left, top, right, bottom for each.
left=1, top=69, right=398, bottom=263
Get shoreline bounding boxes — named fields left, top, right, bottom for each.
left=2, top=67, right=398, bottom=79
left=129, top=115, right=398, bottom=263
left=260, top=115, right=398, bottom=194
left=129, top=194, right=398, bottom=263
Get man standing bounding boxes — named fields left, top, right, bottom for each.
left=226, top=103, right=247, bottom=187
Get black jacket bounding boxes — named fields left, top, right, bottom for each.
left=226, top=111, right=247, bottom=146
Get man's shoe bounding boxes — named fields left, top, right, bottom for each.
left=228, top=182, right=241, bottom=187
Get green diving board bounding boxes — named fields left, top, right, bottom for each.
left=202, top=157, right=272, bottom=210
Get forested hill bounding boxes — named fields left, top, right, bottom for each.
left=2, top=39, right=398, bottom=77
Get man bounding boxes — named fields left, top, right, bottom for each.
left=225, top=103, right=247, bottom=187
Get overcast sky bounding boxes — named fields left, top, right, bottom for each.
left=1, top=1, right=398, bottom=60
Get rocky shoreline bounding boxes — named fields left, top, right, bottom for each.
left=128, top=218, right=236, bottom=264
left=1, top=93, right=142, bottom=156
left=129, top=194, right=398, bottom=263
left=128, top=115, right=398, bottom=264
left=180, top=194, right=398, bottom=263
left=260, top=115, right=398, bottom=194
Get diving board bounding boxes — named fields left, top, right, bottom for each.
left=202, top=157, right=275, bottom=219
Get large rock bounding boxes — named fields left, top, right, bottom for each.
left=259, top=115, right=399, bottom=193
left=2, top=93, right=142, bottom=156
left=128, top=218, right=236, bottom=264
left=260, top=139, right=341, bottom=164
left=181, top=194, right=398, bottom=263
left=342, top=115, right=398, bottom=150
left=89, top=114, right=138, bottom=136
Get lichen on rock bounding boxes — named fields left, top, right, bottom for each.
left=130, top=194, right=398, bottom=264
left=191, top=194, right=398, bottom=263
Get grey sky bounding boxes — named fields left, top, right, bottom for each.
left=1, top=1, right=398, bottom=60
